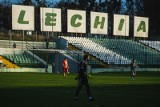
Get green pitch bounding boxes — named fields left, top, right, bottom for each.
left=0, top=72, right=160, bottom=107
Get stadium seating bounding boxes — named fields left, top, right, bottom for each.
left=0, top=55, right=19, bottom=68
left=2, top=54, right=41, bottom=67
left=139, top=40, right=160, bottom=51
left=61, top=36, right=131, bottom=65
left=61, top=36, right=160, bottom=65
left=90, top=38, right=160, bottom=65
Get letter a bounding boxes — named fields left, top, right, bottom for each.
left=137, top=21, right=146, bottom=32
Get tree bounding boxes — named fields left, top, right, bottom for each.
left=134, top=0, right=144, bottom=16
left=34, top=0, right=47, bottom=32
left=0, top=0, right=12, bottom=31
left=143, top=0, right=160, bottom=37
left=21, top=0, right=34, bottom=5
left=35, top=0, right=47, bottom=7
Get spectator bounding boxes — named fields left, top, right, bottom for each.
left=13, top=43, right=16, bottom=48
left=45, top=38, right=49, bottom=49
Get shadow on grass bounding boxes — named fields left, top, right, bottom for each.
left=0, top=84, right=160, bottom=107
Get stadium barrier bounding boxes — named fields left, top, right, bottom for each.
left=91, top=67, right=160, bottom=73
left=0, top=68, right=46, bottom=72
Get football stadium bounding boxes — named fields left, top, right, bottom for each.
left=0, top=0, right=160, bottom=107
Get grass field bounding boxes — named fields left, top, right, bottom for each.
left=0, top=72, right=160, bottom=107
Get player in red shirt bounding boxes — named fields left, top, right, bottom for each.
left=62, top=58, right=69, bottom=77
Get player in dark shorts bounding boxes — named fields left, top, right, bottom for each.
left=74, top=55, right=94, bottom=102
left=130, top=59, right=138, bottom=80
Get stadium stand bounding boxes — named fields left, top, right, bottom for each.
left=0, top=55, right=19, bottom=68
left=2, top=53, right=42, bottom=67
left=0, top=39, right=78, bottom=72
left=61, top=36, right=131, bottom=65
left=1, top=36, right=160, bottom=73
left=61, top=36, right=160, bottom=66
left=90, top=38, right=160, bottom=65
left=139, top=40, right=160, bottom=51
left=0, top=41, right=47, bottom=69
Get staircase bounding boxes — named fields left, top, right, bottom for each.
left=68, top=43, right=109, bottom=68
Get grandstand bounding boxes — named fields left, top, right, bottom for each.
left=140, top=40, right=160, bottom=51
left=0, top=55, right=19, bottom=68
left=1, top=35, right=160, bottom=73
left=0, top=33, right=160, bottom=72
left=89, top=38, right=160, bottom=65
left=0, top=40, right=50, bottom=72
left=60, top=36, right=160, bottom=69
left=61, top=36, right=131, bottom=65
left=0, top=39, right=79, bottom=73
left=2, top=53, right=42, bottom=67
